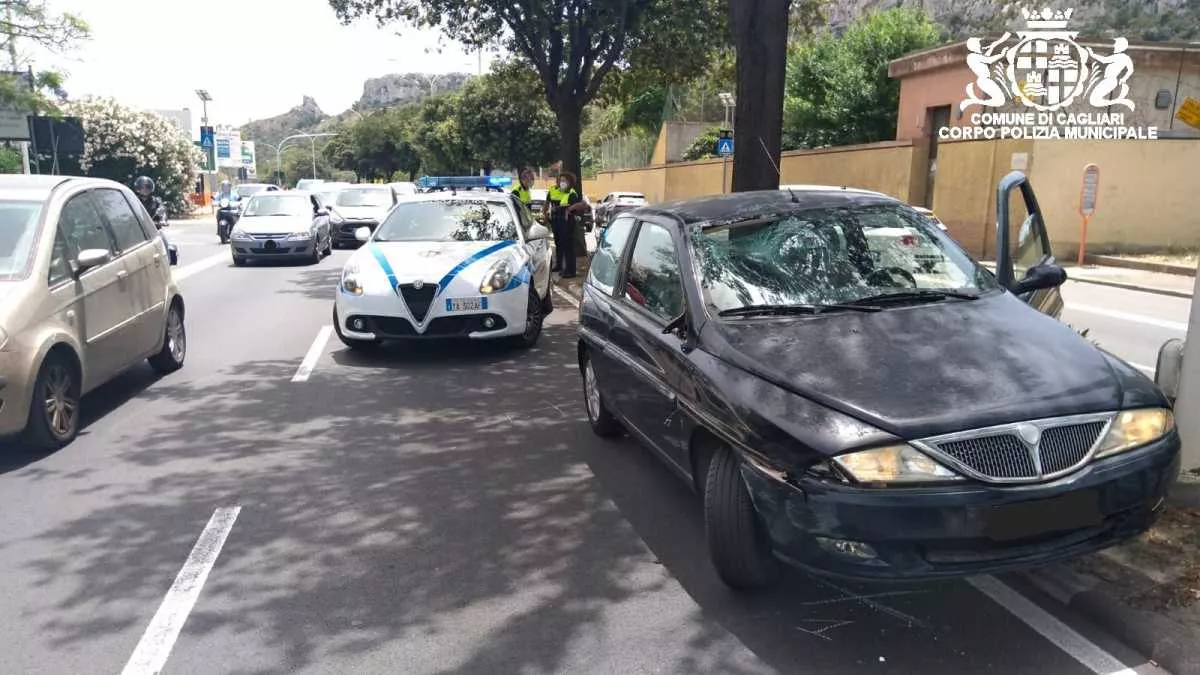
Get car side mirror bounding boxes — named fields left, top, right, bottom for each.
left=1012, top=262, right=1067, bottom=295
left=75, top=248, right=110, bottom=274
left=527, top=224, right=551, bottom=241
left=316, top=208, right=329, bottom=217
left=354, top=226, right=371, bottom=242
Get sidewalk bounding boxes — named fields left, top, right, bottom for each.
left=1066, top=264, right=1195, bottom=299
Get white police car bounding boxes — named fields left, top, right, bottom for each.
left=333, top=185, right=554, bottom=349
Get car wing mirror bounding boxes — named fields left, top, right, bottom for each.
left=1012, top=262, right=1067, bottom=295
left=527, top=223, right=550, bottom=241
left=354, top=226, right=371, bottom=242
left=661, top=311, right=697, bottom=354
left=75, top=248, right=111, bottom=274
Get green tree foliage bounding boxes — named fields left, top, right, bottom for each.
left=681, top=126, right=722, bottom=162
left=454, top=59, right=558, bottom=171
left=0, top=0, right=89, bottom=114
left=328, top=110, right=422, bottom=180
left=782, top=8, right=940, bottom=150
left=409, top=93, right=470, bottom=174
left=329, top=0, right=724, bottom=181
left=0, top=143, right=20, bottom=172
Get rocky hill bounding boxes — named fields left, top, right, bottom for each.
left=239, top=73, right=471, bottom=145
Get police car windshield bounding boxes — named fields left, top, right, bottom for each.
left=374, top=200, right=517, bottom=242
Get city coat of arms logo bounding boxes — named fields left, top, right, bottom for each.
left=961, top=7, right=1135, bottom=113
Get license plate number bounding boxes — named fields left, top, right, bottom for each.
left=982, top=490, right=1102, bottom=541
left=446, top=297, right=487, bottom=312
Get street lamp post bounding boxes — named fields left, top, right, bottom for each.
left=275, top=133, right=336, bottom=184
left=195, top=89, right=212, bottom=126
left=718, top=92, right=736, bottom=194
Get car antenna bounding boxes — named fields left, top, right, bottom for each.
left=787, top=187, right=799, bottom=203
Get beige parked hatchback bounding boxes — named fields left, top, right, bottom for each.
left=0, top=175, right=186, bottom=450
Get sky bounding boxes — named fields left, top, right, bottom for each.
left=29, top=0, right=492, bottom=134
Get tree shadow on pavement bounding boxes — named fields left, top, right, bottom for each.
left=15, top=323, right=772, bottom=675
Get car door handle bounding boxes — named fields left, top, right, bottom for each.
left=117, top=270, right=128, bottom=281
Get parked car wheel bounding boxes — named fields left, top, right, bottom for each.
left=233, top=256, right=247, bottom=267
left=581, top=352, right=621, bottom=438
left=307, top=242, right=321, bottom=265
left=148, top=301, right=187, bottom=374
left=24, top=351, right=81, bottom=451
left=511, top=287, right=544, bottom=349
left=704, top=448, right=781, bottom=590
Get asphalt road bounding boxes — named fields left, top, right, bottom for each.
left=0, top=218, right=1183, bottom=675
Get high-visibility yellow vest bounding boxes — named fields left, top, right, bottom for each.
left=512, top=185, right=531, bottom=206
left=548, top=186, right=577, bottom=205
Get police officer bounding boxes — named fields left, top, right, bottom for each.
left=511, top=167, right=536, bottom=209
left=547, top=171, right=586, bottom=278
left=133, top=176, right=167, bottom=229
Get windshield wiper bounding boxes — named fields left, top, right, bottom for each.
left=718, top=302, right=881, bottom=317
left=845, top=289, right=979, bottom=306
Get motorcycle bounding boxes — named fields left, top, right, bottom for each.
left=216, top=196, right=239, bottom=244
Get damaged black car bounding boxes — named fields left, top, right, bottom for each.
left=575, top=172, right=1180, bottom=589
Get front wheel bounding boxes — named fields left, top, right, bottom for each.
left=581, top=352, right=621, bottom=438
left=233, top=256, right=247, bottom=267
left=704, top=449, right=781, bottom=590
left=23, top=352, right=81, bottom=451
left=510, top=287, right=544, bottom=349
left=148, top=301, right=186, bottom=374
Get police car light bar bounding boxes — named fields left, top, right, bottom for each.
left=416, top=175, right=513, bottom=191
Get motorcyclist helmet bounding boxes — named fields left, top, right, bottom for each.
left=133, top=175, right=156, bottom=197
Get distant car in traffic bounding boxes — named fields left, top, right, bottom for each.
left=388, top=181, right=418, bottom=197
left=333, top=189, right=553, bottom=349
left=229, top=191, right=332, bottom=265
left=328, top=184, right=399, bottom=248
left=0, top=175, right=187, bottom=450
left=314, top=181, right=352, bottom=209
left=232, top=183, right=279, bottom=202
left=578, top=176, right=1178, bottom=590
left=296, top=178, right=325, bottom=191
left=594, top=191, right=646, bottom=227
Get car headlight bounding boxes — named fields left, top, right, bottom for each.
left=832, top=444, right=963, bottom=485
left=219, top=198, right=230, bottom=208
left=1094, top=408, right=1174, bottom=459
left=287, top=230, right=312, bottom=240
left=480, top=259, right=513, bottom=294
left=230, top=227, right=251, bottom=239
left=341, top=262, right=363, bottom=295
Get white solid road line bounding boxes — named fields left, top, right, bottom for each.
left=554, top=287, right=581, bottom=308
left=173, top=250, right=230, bottom=282
left=967, top=576, right=1151, bottom=675
left=1066, top=303, right=1189, bottom=332
left=292, top=325, right=334, bottom=382
left=121, top=507, right=241, bottom=675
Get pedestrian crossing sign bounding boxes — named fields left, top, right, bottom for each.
left=716, top=137, right=734, bottom=156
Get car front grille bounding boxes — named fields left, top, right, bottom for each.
left=920, top=415, right=1111, bottom=484
left=350, top=314, right=508, bottom=337
left=399, top=283, right=437, bottom=323
left=250, top=233, right=290, bottom=239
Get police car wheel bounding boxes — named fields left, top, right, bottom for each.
left=511, top=287, right=543, bottom=349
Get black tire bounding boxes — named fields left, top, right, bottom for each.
left=219, top=235, right=229, bottom=245
left=704, top=449, right=781, bottom=590
left=23, top=351, right=81, bottom=451
left=333, top=308, right=380, bottom=350
left=581, top=351, right=621, bottom=438
left=510, top=286, right=544, bottom=349
left=233, top=256, right=247, bottom=267
left=540, top=285, right=554, bottom=314
left=148, top=301, right=186, bottom=374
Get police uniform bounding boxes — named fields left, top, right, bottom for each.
left=548, top=185, right=580, bottom=276
left=512, top=184, right=532, bottom=208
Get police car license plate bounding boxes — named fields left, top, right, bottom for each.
left=446, top=297, right=487, bottom=312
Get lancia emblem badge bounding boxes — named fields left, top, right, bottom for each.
left=412, top=280, right=424, bottom=290
left=1016, top=424, right=1041, bottom=446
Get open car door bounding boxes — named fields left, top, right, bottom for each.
left=995, top=171, right=1067, bottom=319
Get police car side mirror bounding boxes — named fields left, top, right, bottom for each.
left=527, top=224, right=551, bottom=241
left=354, top=226, right=371, bottom=242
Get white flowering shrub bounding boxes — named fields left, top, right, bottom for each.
left=64, top=97, right=202, bottom=215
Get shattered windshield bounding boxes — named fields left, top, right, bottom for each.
left=691, top=204, right=998, bottom=313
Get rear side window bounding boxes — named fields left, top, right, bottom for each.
left=93, top=188, right=151, bottom=251
left=587, top=216, right=635, bottom=295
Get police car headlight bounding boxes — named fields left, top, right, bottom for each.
left=341, top=262, right=363, bottom=295
left=219, top=198, right=231, bottom=208
left=480, top=259, right=513, bottom=294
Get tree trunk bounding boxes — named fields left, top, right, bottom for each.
left=555, top=101, right=584, bottom=182
left=730, top=0, right=792, bottom=192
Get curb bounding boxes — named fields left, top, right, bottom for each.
left=1066, top=275, right=1194, bottom=300
left=1017, top=563, right=1200, bottom=675
left=1088, top=255, right=1197, bottom=278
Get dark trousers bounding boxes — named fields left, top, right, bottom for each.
left=552, top=219, right=576, bottom=276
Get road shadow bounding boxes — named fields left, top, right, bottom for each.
left=0, top=364, right=161, bottom=475
left=13, top=323, right=771, bottom=675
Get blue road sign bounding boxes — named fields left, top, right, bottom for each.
left=200, top=125, right=214, bottom=148
left=716, top=137, right=734, bottom=156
